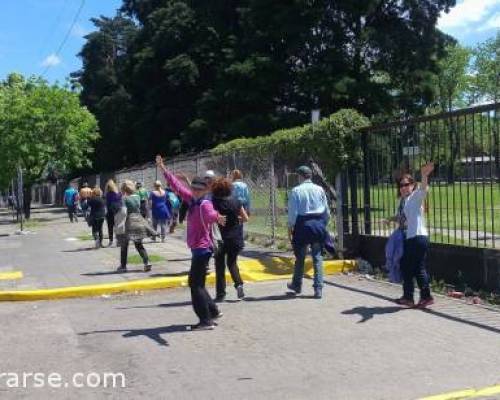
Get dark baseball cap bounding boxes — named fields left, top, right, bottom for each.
left=191, top=177, right=208, bottom=190
left=296, top=165, right=312, bottom=178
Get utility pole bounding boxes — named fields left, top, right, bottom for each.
left=17, top=165, right=24, bottom=232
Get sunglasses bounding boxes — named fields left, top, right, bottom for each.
left=399, top=182, right=411, bottom=188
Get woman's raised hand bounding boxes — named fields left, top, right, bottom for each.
left=156, top=155, right=166, bottom=170
left=421, top=162, right=434, bottom=177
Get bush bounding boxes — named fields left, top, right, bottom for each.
left=212, top=108, right=369, bottom=174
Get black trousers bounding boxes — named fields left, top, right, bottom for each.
left=106, top=211, right=115, bottom=242
left=120, top=240, right=149, bottom=267
left=140, top=201, right=147, bottom=219
left=215, top=241, right=243, bottom=297
left=92, top=218, right=104, bottom=243
left=67, top=205, right=77, bottom=222
left=189, top=253, right=219, bottom=324
left=401, top=235, right=432, bottom=301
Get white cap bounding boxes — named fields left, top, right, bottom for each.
left=204, top=170, right=216, bottom=179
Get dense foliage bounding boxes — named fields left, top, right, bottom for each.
left=74, top=0, right=458, bottom=171
left=213, top=108, right=369, bottom=173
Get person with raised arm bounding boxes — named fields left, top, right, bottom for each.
left=390, top=162, right=435, bottom=308
left=156, top=155, right=227, bottom=331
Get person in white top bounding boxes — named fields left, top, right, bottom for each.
left=391, top=162, right=434, bottom=309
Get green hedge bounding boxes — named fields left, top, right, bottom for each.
left=212, top=109, right=369, bottom=173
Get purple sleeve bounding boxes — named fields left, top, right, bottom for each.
left=201, top=200, right=219, bottom=224
left=163, top=171, right=193, bottom=203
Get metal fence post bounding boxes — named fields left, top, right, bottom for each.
left=335, top=173, right=344, bottom=259
left=362, top=132, right=372, bottom=234
left=269, top=153, right=276, bottom=246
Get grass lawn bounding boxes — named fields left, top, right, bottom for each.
left=350, top=182, right=499, bottom=239
left=128, top=254, right=165, bottom=264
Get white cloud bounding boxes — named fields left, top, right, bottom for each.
left=438, top=0, right=500, bottom=29
left=477, top=12, right=500, bottom=30
left=71, top=23, right=89, bottom=38
left=41, top=53, right=61, bottom=67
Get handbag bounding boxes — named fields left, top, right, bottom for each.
left=199, top=199, right=222, bottom=254
left=114, top=205, right=127, bottom=236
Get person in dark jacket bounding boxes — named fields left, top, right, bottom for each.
left=211, top=178, right=249, bottom=301
left=87, top=187, right=106, bottom=249
left=105, top=179, right=121, bottom=247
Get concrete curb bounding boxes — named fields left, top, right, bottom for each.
left=0, top=259, right=356, bottom=302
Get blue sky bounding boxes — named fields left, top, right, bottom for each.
left=0, top=0, right=122, bottom=84
left=0, top=0, right=498, bottom=84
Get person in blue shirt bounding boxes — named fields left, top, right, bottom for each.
left=287, top=166, right=329, bottom=299
left=230, top=170, right=251, bottom=215
left=63, top=184, right=79, bottom=223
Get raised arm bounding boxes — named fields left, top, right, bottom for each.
left=420, top=162, right=434, bottom=192
left=156, top=155, right=193, bottom=203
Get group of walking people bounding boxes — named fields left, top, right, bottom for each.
left=64, top=154, right=435, bottom=330
left=64, top=177, right=182, bottom=272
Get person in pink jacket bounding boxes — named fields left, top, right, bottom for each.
left=156, top=155, right=226, bottom=330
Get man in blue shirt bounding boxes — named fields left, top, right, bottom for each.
left=63, top=184, right=79, bottom=223
left=287, top=166, right=329, bottom=299
left=230, top=170, right=251, bottom=215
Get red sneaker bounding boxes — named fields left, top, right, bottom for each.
left=416, top=298, right=434, bottom=309
left=395, top=297, right=415, bottom=308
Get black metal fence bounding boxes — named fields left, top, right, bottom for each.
left=343, top=102, right=499, bottom=249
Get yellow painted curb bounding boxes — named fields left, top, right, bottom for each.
left=0, top=271, right=23, bottom=280
left=0, top=259, right=356, bottom=301
left=418, top=384, right=500, bottom=400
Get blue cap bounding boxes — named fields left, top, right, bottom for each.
left=296, top=165, right=312, bottom=178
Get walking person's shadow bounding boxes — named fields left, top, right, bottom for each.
left=78, top=324, right=191, bottom=347
left=341, top=306, right=406, bottom=323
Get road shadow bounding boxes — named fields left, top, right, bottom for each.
left=242, top=293, right=298, bottom=302
left=342, top=306, right=406, bottom=323
left=78, top=324, right=191, bottom=346
left=165, top=258, right=192, bottom=262
left=149, top=271, right=189, bottom=278
left=117, top=301, right=193, bottom=310
left=82, top=269, right=145, bottom=276
left=241, top=249, right=291, bottom=259
left=326, top=280, right=500, bottom=335
left=62, top=248, right=95, bottom=253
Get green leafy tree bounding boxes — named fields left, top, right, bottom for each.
left=436, top=44, right=471, bottom=112
left=0, top=74, right=99, bottom=218
left=78, top=0, right=457, bottom=169
left=72, top=15, right=137, bottom=170
left=471, top=32, right=500, bottom=104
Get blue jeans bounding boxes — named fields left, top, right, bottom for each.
left=401, top=236, right=431, bottom=301
left=292, top=242, right=323, bottom=290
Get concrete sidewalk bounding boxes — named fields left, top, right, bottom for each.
left=0, top=207, right=189, bottom=289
